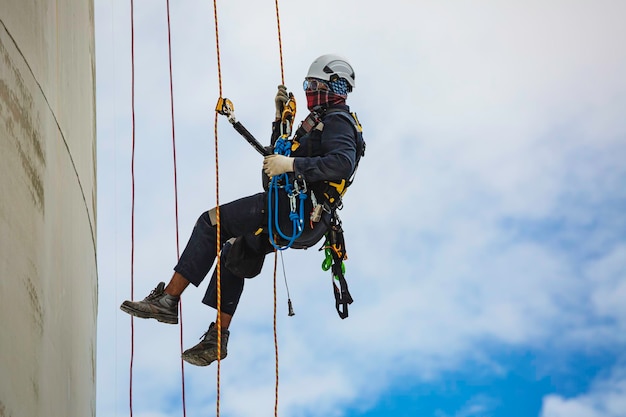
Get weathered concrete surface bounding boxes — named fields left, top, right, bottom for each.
left=0, top=1, right=96, bottom=416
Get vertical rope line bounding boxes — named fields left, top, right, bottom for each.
left=129, top=0, right=136, bottom=415
left=274, top=1, right=285, bottom=416
left=165, top=4, right=180, bottom=280
left=274, top=0, right=285, bottom=85
left=164, top=1, right=187, bottom=416
left=211, top=1, right=223, bottom=416
left=273, top=253, right=279, bottom=417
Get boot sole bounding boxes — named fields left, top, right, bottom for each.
left=120, top=303, right=178, bottom=324
left=182, top=352, right=226, bottom=367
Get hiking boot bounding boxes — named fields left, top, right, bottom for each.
left=182, top=322, right=229, bottom=366
left=120, top=282, right=179, bottom=324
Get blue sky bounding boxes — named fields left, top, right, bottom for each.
left=95, top=1, right=626, bottom=416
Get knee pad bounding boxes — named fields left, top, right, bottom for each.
left=208, top=207, right=218, bottom=226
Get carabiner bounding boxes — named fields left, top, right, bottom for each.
left=322, top=247, right=333, bottom=271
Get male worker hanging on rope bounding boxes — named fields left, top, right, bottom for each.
left=120, top=54, right=365, bottom=367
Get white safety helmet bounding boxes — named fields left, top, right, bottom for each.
left=306, top=54, right=355, bottom=91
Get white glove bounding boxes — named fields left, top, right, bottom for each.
left=263, top=154, right=294, bottom=177
left=274, top=85, right=289, bottom=119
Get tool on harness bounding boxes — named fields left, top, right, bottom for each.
left=309, top=191, right=323, bottom=225
left=216, top=97, right=270, bottom=156
left=320, top=214, right=353, bottom=319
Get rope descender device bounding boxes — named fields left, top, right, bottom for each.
left=215, top=97, right=235, bottom=120
left=215, top=97, right=270, bottom=156
left=279, top=93, right=296, bottom=138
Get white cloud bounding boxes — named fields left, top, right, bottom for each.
left=96, top=0, right=626, bottom=416
left=541, top=366, right=626, bottom=417
left=589, top=244, right=626, bottom=331
left=435, top=394, right=500, bottom=417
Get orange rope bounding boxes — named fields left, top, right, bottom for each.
left=274, top=0, right=285, bottom=417
left=211, top=1, right=223, bottom=416
left=210, top=2, right=285, bottom=417
left=273, top=1, right=285, bottom=416
left=274, top=0, right=285, bottom=85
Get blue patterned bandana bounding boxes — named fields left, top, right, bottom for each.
left=328, top=78, right=349, bottom=97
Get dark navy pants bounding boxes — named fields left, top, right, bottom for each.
left=174, top=191, right=322, bottom=316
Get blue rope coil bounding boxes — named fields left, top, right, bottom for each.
left=268, top=137, right=307, bottom=250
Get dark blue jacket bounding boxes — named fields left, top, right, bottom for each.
left=271, top=104, right=359, bottom=191
left=291, top=104, right=358, bottom=184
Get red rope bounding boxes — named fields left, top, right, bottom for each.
left=129, top=3, right=187, bottom=416
left=165, top=4, right=180, bottom=278
left=129, top=0, right=136, bottom=415
left=164, top=1, right=187, bottom=416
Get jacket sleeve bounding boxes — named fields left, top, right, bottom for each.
left=292, top=113, right=357, bottom=183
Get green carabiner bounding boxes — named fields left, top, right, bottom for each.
left=322, top=247, right=333, bottom=271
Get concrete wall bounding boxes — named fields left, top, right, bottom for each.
left=0, top=0, right=97, bottom=416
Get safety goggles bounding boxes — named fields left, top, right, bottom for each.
left=303, top=78, right=329, bottom=92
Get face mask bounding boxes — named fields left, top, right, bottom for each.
left=306, top=90, right=346, bottom=111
